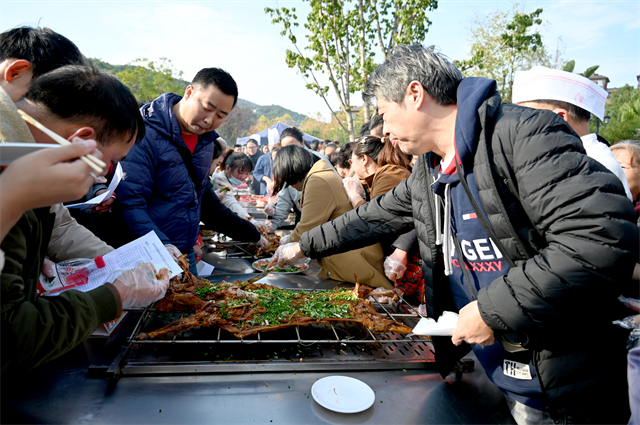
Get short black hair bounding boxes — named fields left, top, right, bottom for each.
left=222, top=150, right=253, bottom=173
left=337, top=142, right=354, bottom=169
left=246, top=138, right=258, bottom=147
left=534, top=99, right=591, bottom=123
left=279, top=127, right=304, bottom=143
left=24, top=65, right=144, bottom=146
left=192, top=67, right=238, bottom=108
left=213, top=138, right=224, bottom=160
left=359, top=121, right=370, bottom=136
left=0, top=26, right=86, bottom=79
left=309, top=140, right=319, bottom=151
left=273, top=145, right=317, bottom=194
left=369, top=113, right=384, bottom=134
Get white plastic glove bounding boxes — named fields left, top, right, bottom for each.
left=264, top=202, right=276, bottom=216
left=384, top=256, right=407, bottom=281
left=165, top=244, right=182, bottom=261
left=279, top=233, right=291, bottom=245
left=256, top=235, right=271, bottom=251
left=252, top=220, right=270, bottom=234
left=111, top=263, right=170, bottom=309
left=269, top=242, right=309, bottom=269
left=342, top=176, right=366, bottom=206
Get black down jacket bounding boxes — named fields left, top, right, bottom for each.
left=299, top=92, right=638, bottom=418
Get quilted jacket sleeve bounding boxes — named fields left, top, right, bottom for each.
left=476, top=109, right=639, bottom=339
left=114, top=139, right=170, bottom=244
left=200, top=180, right=260, bottom=242
left=299, top=176, right=416, bottom=258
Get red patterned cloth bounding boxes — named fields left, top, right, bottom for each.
left=394, top=251, right=425, bottom=302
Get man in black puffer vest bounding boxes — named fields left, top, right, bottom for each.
left=270, top=45, right=638, bottom=424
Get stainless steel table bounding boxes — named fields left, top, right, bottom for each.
left=1, top=338, right=514, bottom=424
left=1, top=271, right=515, bottom=424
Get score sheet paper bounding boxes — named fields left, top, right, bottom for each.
left=66, top=163, right=124, bottom=210
left=47, top=231, right=182, bottom=296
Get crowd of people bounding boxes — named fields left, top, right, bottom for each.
left=0, top=26, right=639, bottom=424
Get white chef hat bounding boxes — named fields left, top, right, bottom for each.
left=512, top=66, right=608, bottom=120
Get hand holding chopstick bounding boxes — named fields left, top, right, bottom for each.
left=17, top=109, right=107, bottom=174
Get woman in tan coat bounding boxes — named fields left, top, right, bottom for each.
left=343, top=136, right=425, bottom=302
left=273, top=145, right=391, bottom=288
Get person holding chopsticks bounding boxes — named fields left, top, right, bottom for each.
left=1, top=61, right=171, bottom=374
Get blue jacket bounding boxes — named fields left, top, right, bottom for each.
left=253, top=153, right=273, bottom=195
left=114, top=93, right=217, bottom=253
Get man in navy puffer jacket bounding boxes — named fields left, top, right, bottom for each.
left=114, top=68, right=238, bottom=274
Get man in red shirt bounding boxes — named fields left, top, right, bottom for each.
left=114, top=68, right=238, bottom=275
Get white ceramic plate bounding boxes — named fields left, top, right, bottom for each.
left=311, top=376, right=375, bottom=414
left=252, top=259, right=309, bottom=274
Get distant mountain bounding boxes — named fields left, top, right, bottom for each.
left=92, top=58, right=307, bottom=123
left=253, top=104, right=307, bottom=124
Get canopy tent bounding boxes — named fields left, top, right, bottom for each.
left=236, top=121, right=319, bottom=146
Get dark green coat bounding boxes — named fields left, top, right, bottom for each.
left=1, top=207, right=120, bottom=373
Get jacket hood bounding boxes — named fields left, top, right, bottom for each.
left=454, top=77, right=498, bottom=174
left=428, top=77, right=498, bottom=189
left=141, top=93, right=181, bottom=142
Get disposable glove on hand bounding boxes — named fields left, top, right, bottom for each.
left=111, top=262, right=170, bottom=309
left=269, top=242, right=308, bottom=269
left=384, top=256, right=407, bottom=281
left=256, top=235, right=271, bottom=250
left=252, top=220, right=270, bottom=234
left=279, top=234, right=290, bottom=245
left=214, top=189, right=227, bottom=201
left=342, top=176, right=366, bottom=205
left=264, top=203, right=276, bottom=216
left=165, top=244, right=182, bottom=261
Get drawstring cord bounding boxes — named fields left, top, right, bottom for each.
left=443, top=183, right=453, bottom=276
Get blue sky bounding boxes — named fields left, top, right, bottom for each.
left=1, top=0, right=638, bottom=121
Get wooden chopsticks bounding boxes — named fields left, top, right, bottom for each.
left=17, top=109, right=107, bottom=174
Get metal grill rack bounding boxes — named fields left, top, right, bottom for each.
left=103, top=290, right=435, bottom=382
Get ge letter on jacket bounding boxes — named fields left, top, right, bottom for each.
left=451, top=237, right=504, bottom=273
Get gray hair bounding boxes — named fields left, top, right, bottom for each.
left=363, top=45, right=462, bottom=106
left=611, top=140, right=640, bottom=167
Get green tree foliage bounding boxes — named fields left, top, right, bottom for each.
left=455, top=5, right=551, bottom=103
left=115, top=58, right=188, bottom=103
left=266, top=0, right=437, bottom=142
left=562, top=60, right=599, bottom=78
left=589, top=85, right=640, bottom=143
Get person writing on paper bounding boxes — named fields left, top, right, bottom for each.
left=512, top=66, right=633, bottom=201
left=0, top=65, right=172, bottom=373
left=114, top=68, right=238, bottom=276
left=270, top=45, right=637, bottom=423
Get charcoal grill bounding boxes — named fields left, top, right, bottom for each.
left=103, top=274, right=436, bottom=383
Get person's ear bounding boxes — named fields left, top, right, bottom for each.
left=3, top=59, right=31, bottom=83
left=553, top=108, right=570, bottom=123
left=183, top=85, right=194, bottom=100
left=67, top=127, right=96, bottom=142
left=407, top=81, right=425, bottom=110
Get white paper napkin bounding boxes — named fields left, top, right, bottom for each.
left=410, top=311, right=459, bottom=336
